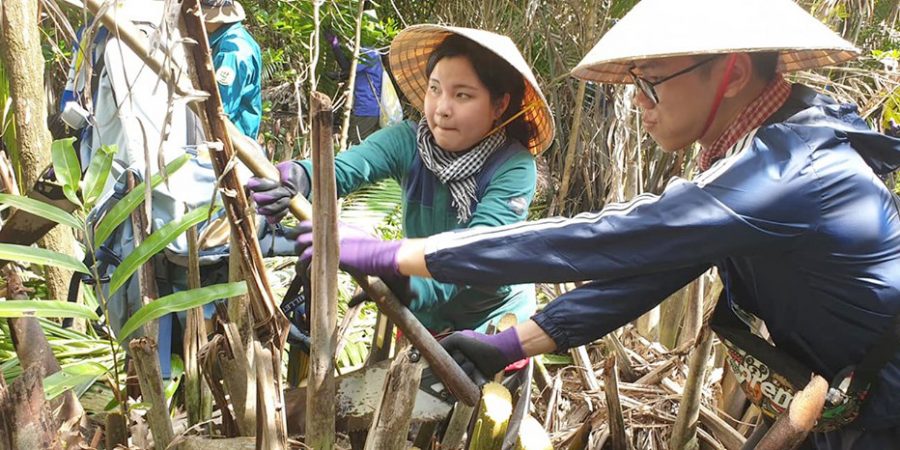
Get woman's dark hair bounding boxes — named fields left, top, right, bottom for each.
left=424, top=34, right=535, bottom=146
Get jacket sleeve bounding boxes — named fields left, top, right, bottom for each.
left=409, top=152, right=537, bottom=312
left=424, top=171, right=815, bottom=286
left=298, top=122, right=415, bottom=198
left=533, top=264, right=707, bottom=350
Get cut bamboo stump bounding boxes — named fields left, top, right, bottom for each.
left=756, top=375, right=828, bottom=450
left=570, top=345, right=600, bottom=392
left=469, top=382, right=513, bottom=450
left=129, top=338, right=175, bottom=450
left=604, top=355, right=629, bottom=450
left=106, top=412, right=128, bottom=450
left=306, top=91, right=340, bottom=449
left=0, top=365, right=57, bottom=449
left=514, top=415, right=552, bottom=450
left=364, top=347, right=426, bottom=450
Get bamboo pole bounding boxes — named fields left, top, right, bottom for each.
left=441, top=403, right=476, bottom=450
left=78, top=0, right=479, bottom=407
left=306, top=91, right=339, bottom=449
left=756, top=376, right=828, bottom=450
left=254, top=341, right=283, bottom=449
left=604, top=355, right=629, bottom=450
left=127, top=171, right=160, bottom=342
left=338, top=0, right=367, bottom=151
left=105, top=412, right=128, bottom=449
left=364, top=347, right=426, bottom=450
left=129, top=338, right=175, bottom=450
left=0, top=365, right=58, bottom=449
left=570, top=345, right=600, bottom=391
left=469, top=383, right=513, bottom=450
left=669, top=328, right=714, bottom=450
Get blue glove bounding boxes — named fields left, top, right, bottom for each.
left=247, top=161, right=310, bottom=223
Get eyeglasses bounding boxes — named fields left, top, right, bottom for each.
left=629, top=55, right=719, bottom=105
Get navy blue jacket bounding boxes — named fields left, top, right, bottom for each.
left=423, top=85, right=900, bottom=429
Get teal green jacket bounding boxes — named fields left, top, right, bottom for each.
left=209, top=22, right=262, bottom=139
left=299, top=121, right=537, bottom=332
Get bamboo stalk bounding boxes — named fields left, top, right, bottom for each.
left=126, top=171, right=160, bottom=343
left=106, top=412, right=128, bottom=450
left=441, top=402, right=475, bottom=450
left=129, top=338, right=175, bottom=450
left=605, top=333, right=638, bottom=382
left=679, top=277, right=705, bottom=348
left=254, top=341, right=284, bottom=449
left=337, top=0, right=368, bottom=151
left=552, top=78, right=587, bottom=214
left=364, top=347, right=426, bottom=450
left=604, top=355, right=629, bottom=450
left=669, top=328, right=714, bottom=450
left=184, top=226, right=209, bottom=428
left=756, top=376, right=828, bottom=450
left=0, top=365, right=57, bottom=449
left=219, top=314, right=255, bottom=435
left=305, top=91, right=339, bottom=449
left=514, top=415, right=552, bottom=450
left=570, top=345, right=600, bottom=391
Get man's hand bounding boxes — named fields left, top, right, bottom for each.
left=247, top=161, right=310, bottom=223
left=439, top=328, right=527, bottom=386
left=288, top=221, right=405, bottom=278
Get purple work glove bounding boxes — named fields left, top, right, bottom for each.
left=439, top=328, right=526, bottom=386
left=247, top=161, right=310, bottom=223
left=288, top=221, right=404, bottom=279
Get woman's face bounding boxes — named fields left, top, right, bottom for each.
left=424, top=55, right=509, bottom=152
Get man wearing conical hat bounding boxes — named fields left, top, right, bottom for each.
left=290, top=1, right=900, bottom=446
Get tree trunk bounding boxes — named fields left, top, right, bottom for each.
left=1, top=0, right=76, bottom=303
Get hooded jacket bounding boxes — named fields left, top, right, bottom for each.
left=423, top=85, right=900, bottom=428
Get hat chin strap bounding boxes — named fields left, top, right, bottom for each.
left=699, top=54, right=738, bottom=144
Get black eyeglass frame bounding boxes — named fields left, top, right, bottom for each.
left=628, top=55, right=719, bottom=105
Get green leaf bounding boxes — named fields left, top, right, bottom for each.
left=44, top=362, right=109, bottom=400
left=93, top=154, right=190, bottom=245
left=118, top=282, right=246, bottom=341
left=0, top=243, right=89, bottom=273
left=81, top=144, right=117, bottom=208
left=50, top=138, right=82, bottom=207
left=538, top=353, right=573, bottom=366
left=0, top=193, right=83, bottom=229
left=0, top=300, right=99, bottom=320
left=109, top=204, right=218, bottom=295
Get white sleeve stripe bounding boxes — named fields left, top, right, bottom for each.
left=425, top=190, right=665, bottom=254
left=695, top=129, right=759, bottom=188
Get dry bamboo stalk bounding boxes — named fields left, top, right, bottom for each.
left=544, top=376, right=562, bottom=432
left=659, top=284, right=689, bottom=349
left=126, top=171, right=160, bottom=341
left=254, top=342, right=285, bottom=450
left=635, top=357, right=678, bottom=386
left=669, top=328, right=714, bottom=450
left=306, top=91, right=339, bottom=449
left=365, top=310, right=394, bottom=365
left=184, top=226, right=209, bottom=427
left=337, top=0, right=368, bottom=151
left=679, top=277, right=705, bottom=348
left=570, top=345, right=600, bottom=391
left=441, top=402, right=475, bottom=450
left=755, top=376, right=828, bottom=450
left=698, top=407, right=746, bottom=450
left=219, top=315, right=256, bottom=435
left=605, top=333, right=638, bottom=381
left=364, top=347, right=426, bottom=450
left=552, top=78, right=587, bottom=214
left=604, top=355, right=629, bottom=450
left=129, top=338, right=175, bottom=450
left=533, top=356, right=553, bottom=403
left=718, top=362, right=748, bottom=424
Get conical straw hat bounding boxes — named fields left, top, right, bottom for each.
left=572, top=0, right=859, bottom=84
left=389, top=25, right=555, bottom=155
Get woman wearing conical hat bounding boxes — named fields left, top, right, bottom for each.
left=291, top=1, right=900, bottom=446
left=248, top=25, right=554, bottom=334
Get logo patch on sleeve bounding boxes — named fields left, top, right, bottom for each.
left=508, top=197, right=527, bottom=216
left=215, top=67, right=236, bottom=86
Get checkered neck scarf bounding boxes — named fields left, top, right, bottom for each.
left=699, top=76, right=792, bottom=172
left=416, top=117, right=506, bottom=223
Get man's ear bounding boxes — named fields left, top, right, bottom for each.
left=723, top=53, right=755, bottom=98
left=493, top=93, right=511, bottom=121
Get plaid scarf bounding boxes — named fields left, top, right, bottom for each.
left=699, top=76, right=792, bottom=172
left=417, top=118, right=506, bottom=223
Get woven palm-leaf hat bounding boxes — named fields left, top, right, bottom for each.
left=389, top=24, right=555, bottom=155
left=571, top=0, right=859, bottom=83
